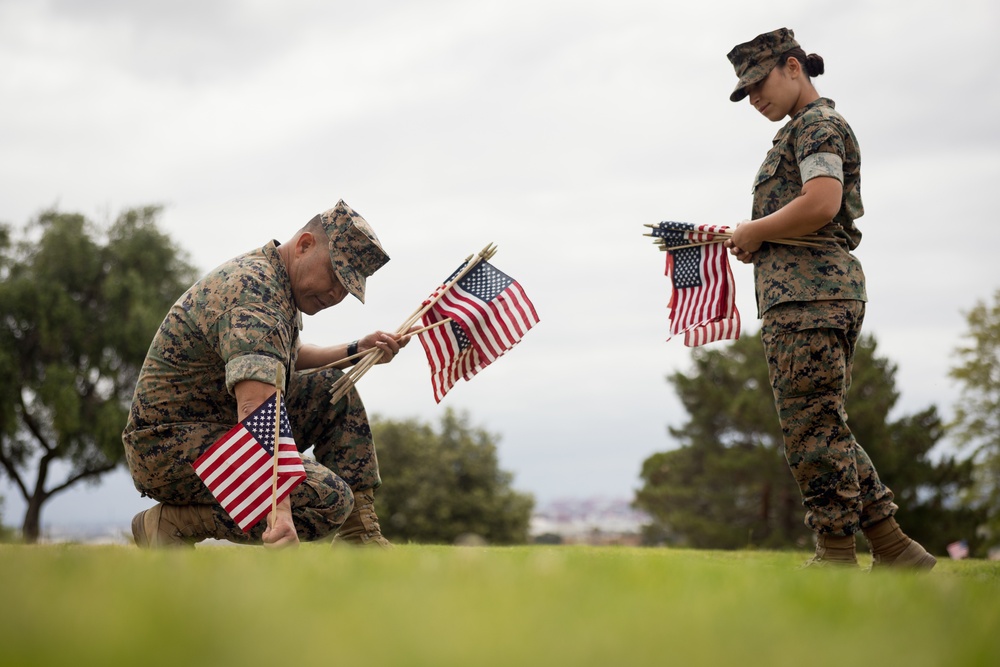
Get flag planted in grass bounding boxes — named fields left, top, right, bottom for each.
left=649, top=221, right=740, bottom=347
left=192, top=392, right=305, bottom=532
left=947, top=540, right=970, bottom=560
left=419, top=259, right=539, bottom=402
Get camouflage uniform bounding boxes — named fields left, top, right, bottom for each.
left=729, top=30, right=899, bottom=537
left=123, top=202, right=387, bottom=544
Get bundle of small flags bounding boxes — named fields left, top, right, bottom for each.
left=319, top=243, right=539, bottom=405
left=418, top=255, right=540, bottom=402
left=645, top=221, right=741, bottom=347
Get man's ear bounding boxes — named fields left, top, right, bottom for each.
left=295, top=231, right=317, bottom=256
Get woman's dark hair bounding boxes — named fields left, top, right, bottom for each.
left=777, top=47, right=825, bottom=78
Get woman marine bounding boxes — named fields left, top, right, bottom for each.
left=724, top=28, right=935, bottom=569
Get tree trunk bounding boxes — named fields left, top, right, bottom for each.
left=21, top=493, right=45, bottom=544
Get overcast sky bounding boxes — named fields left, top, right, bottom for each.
left=2, top=0, right=998, bottom=531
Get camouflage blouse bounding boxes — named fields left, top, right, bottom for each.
left=751, top=97, right=867, bottom=316
left=123, top=241, right=300, bottom=455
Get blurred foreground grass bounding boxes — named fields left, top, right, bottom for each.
left=1, top=543, right=998, bottom=667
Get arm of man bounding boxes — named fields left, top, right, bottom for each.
left=294, top=328, right=417, bottom=371
left=234, top=379, right=299, bottom=549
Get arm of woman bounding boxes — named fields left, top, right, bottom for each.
left=729, top=175, right=843, bottom=255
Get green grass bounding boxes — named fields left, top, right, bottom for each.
left=2, top=544, right=998, bottom=667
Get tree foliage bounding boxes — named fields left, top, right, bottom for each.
left=949, top=289, right=1000, bottom=546
left=0, top=207, right=197, bottom=541
left=635, top=333, right=982, bottom=553
left=371, top=408, right=534, bottom=544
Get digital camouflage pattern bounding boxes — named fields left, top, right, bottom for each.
left=726, top=27, right=799, bottom=102
left=760, top=301, right=898, bottom=535
left=123, top=240, right=381, bottom=543
left=745, top=92, right=897, bottom=536
left=751, top=97, right=866, bottom=318
left=317, top=199, right=390, bottom=304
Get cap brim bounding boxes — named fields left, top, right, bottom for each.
left=329, top=244, right=366, bottom=304
left=729, top=58, right=778, bottom=102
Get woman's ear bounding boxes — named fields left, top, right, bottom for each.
left=784, top=56, right=802, bottom=78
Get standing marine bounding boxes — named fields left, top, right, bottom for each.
left=724, top=28, right=936, bottom=569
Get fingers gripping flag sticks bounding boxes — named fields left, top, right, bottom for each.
left=649, top=221, right=741, bottom=347
left=643, top=221, right=834, bottom=347
left=193, top=390, right=306, bottom=532
left=419, top=258, right=540, bottom=402
left=319, top=243, right=539, bottom=404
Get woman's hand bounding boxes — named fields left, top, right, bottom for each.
left=725, top=220, right=760, bottom=263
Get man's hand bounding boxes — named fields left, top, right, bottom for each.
left=360, top=327, right=416, bottom=365
left=263, top=496, right=299, bottom=549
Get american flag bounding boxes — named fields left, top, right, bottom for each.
left=947, top=540, right=969, bottom=560
left=419, top=259, right=539, bottom=402
left=192, top=392, right=306, bottom=532
left=653, top=221, right=741, bottom=347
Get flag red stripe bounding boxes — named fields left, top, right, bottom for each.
left=417, top=261, right=538, bottom=402
left=192, top=393, right=307, bottom=533
left=664, top=224, right=740, bottom=348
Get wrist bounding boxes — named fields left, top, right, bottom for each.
left=346, top=340, right=359, bottom=363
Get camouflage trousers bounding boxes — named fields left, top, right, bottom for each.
left=760, top=300, right=897, bottom=536
left=126, top=367, right=381, bottom=544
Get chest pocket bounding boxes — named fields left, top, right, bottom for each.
left=753, top=147, right=783, bottom=193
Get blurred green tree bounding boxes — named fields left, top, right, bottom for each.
left=635, top=333, right=981, bottom=553
left=949, top=289, right=1000, bottom=550
left=0, top=208, right=196, bottom=542
left=371, top=408, right=534, bottom=544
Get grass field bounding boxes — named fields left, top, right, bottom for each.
left=2, top=543, right=998, bottom=667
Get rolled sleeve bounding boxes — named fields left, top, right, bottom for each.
left=225, top=354, right=286, bottom=394
left=800, top=152, right=844, bottom=184
left=217, top=305, right=293, bottom=395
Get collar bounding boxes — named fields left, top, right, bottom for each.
left=773, top=98, right=836, bottom=144
left=263, top=240, right=304, bottom=331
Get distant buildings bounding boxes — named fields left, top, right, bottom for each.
left=530, top=497, right=650, bottom=546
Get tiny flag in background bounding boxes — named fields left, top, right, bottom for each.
left=419, top=259, right=539, bottom=402
left=652, top=221, right=741, bottom=347
left=947, top=540, right=970, bottom=560
left=193, top=392, right=306, bottom=532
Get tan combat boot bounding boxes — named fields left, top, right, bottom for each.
left=864, top=517, right=936, bottom=571
left=132, top=503, right=218, bottom=548
left=803, top=533, right=858, bottom=568
left=333, top=489, right=392, bottom=548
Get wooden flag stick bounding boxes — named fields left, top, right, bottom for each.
left=344, top=246, right=490, bottom=385
left=652, top=231, right=831, bottom=249
left=398, top=243, right=496, bottom=332
left=270, top=365, right=282, bottom=524
left=396, top=253, right=473, bottom=327
left=406, top=317, right=453, bottom=338
left=328, top=243, right=497, bottom=405
left=300, top=318, right=453, bottom=377
left=645, top=225, right=834, bottom=249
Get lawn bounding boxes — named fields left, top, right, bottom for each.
left=1, top=543, right=997, bottom=666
